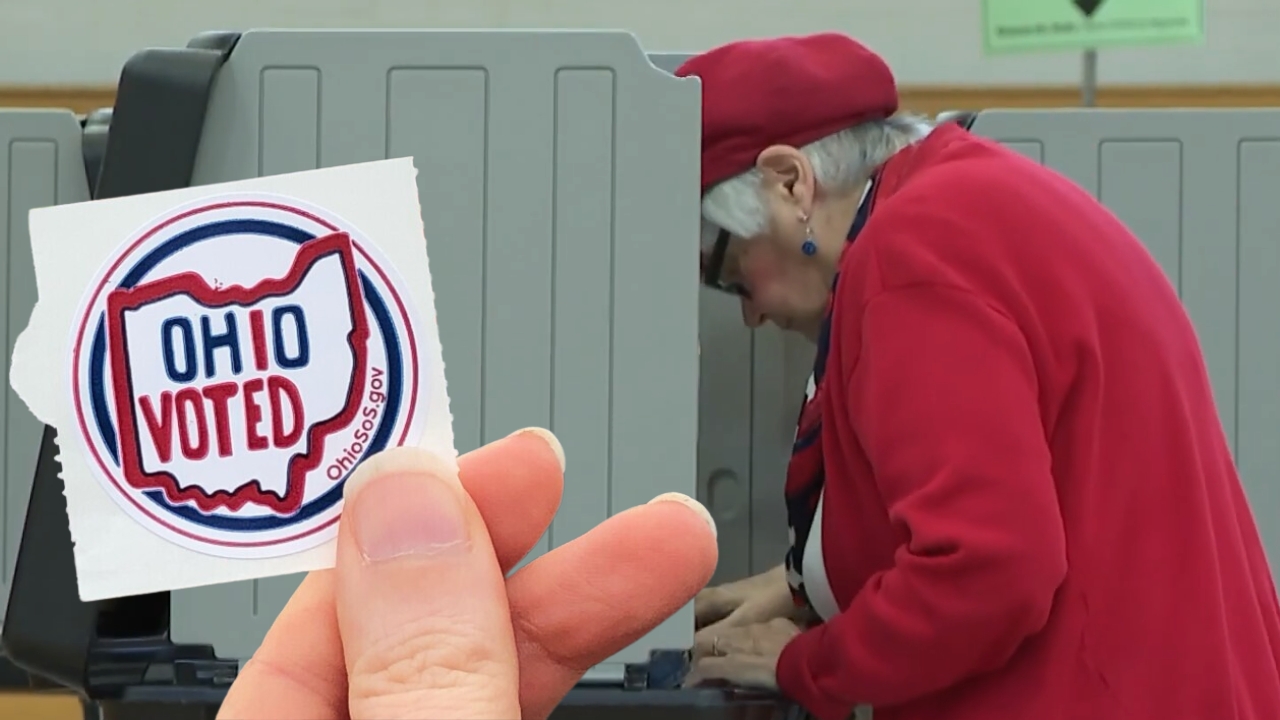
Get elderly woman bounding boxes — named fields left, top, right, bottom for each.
left=680, top=33, right=1280, bottom=720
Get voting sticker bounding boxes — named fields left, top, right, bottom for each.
left=68, top=195, right=426, bottom=558
left=11, top=158, right=454, bottom=600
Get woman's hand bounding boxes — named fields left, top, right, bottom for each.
left=695, top=564, right=799, bottom=632
left=217, top=429, right=719, bottom=720
left=685, top=617, right=803, bottom=690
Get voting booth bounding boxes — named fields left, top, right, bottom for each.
left=1, top=27, right=1279, bottom=720
left=168, top=29, right=705, bottom=672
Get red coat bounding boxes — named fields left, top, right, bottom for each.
left=775, top=121, right=1280, bottom=720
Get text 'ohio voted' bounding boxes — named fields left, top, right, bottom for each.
left=108, top=231, right=374, bottom=516
left=67, top=194, right=434, bottom=560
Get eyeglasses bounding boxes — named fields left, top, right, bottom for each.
left=701, top=228, right=752, bottom=299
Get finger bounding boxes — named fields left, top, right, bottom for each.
left=694, top=587, right=734, bottom=628
left=694, top=621, right=755, bottom=657
left=216, top=570, right=347, bottom=720
left=693, top=623, right=721, bottom=656
left=693, top=608, right=750, bottom=655
left=766, top=616, right=801, bottom=632
left=509, top=493, right=719, bottom=720
left=337, top=446, right=519, bottom=720
left=462, top=428, right=565, bottom=571
left=684, top=655, right=779, bottom=690
left=217, top=430, right=564, bottom=720
left=726, top=600, right=782, bottom=628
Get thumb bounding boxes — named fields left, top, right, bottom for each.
left=335, top=446, right=520, bottom=720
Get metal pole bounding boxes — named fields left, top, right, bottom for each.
left=1081, top=48, right=1099, bottom=107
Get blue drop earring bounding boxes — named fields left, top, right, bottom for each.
left=800, top=215, right=818, bottom=256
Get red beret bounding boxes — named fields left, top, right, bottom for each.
left=675, top=33, right=899, bottom=194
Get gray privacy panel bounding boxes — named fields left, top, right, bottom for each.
left=747, top=329, right=813, bottom=577
left=696, top=292, right=753, bottom=583
left=695, top=294, right=812, bottom=585
left=969, top=108, right=1280, bottom=578
left=168, top=30, right=702, bottom=678
left=0, top=110, right=90, bottom=626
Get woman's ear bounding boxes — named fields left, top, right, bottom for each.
left=756, top=145, right=815, bottom=215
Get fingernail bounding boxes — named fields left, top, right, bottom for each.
left=345, top=466, right=470, bottom=562
left=508, top=427, right=566, bottom=472
left=649, top=492, right=717, bottom=539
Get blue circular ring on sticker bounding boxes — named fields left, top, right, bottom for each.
left=68, top=193, right=427, bottom=559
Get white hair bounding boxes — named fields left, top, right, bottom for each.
left=701, top=113, right=935, bottom=240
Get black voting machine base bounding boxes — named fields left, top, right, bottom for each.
left=0, top=31, right=809, bottom=720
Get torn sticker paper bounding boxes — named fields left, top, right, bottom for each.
left=9, top=157, right=455, bottom=602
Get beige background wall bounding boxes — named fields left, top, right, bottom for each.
left=5, top=83, right=1280, bottom=119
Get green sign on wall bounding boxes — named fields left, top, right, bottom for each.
left=982, top=0, right=1204, bottom=54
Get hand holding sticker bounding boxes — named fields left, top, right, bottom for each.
left=217, top=429, right=720, bottom=720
